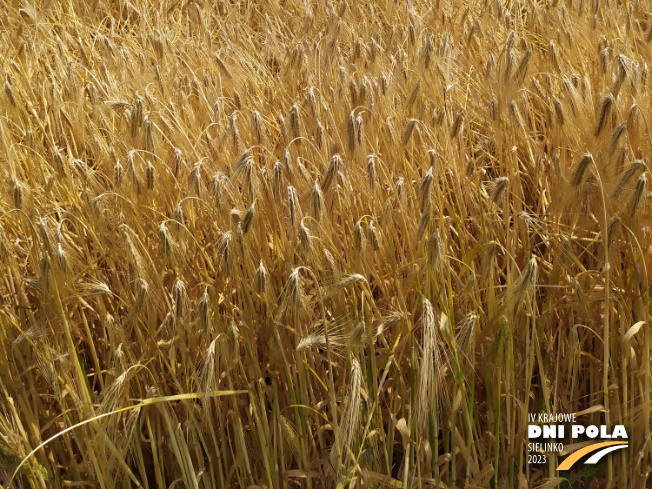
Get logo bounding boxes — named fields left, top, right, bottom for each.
left=527, top=412, right=628, bottom=470
left=555, top=441, right=628, bottom=471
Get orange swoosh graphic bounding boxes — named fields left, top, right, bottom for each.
left=557, top=441, right=627, bottom=471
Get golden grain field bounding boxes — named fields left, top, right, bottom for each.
left=0, top=0, right=651, bottom=487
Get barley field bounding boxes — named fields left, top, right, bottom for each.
left=0, top=0, right=651, bottom=487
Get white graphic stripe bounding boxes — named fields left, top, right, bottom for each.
left=584, top=444, right=628, bottom=464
